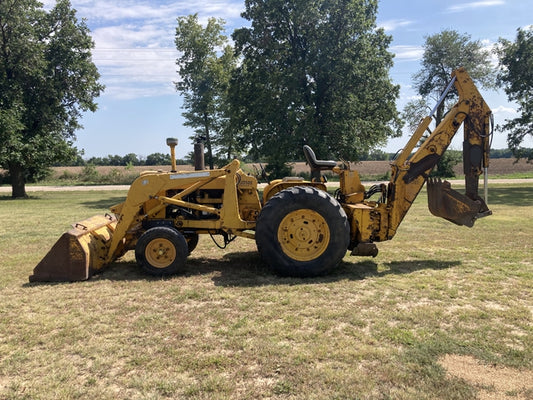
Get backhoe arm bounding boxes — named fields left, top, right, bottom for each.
left=387, top=68, right=492, bottom=237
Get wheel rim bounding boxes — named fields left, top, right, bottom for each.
left=277, top=209, right=330, bottom=261
left=145, top=238, right=176, bottom=268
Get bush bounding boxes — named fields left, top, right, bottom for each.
left=58, top=170, right=77, bottom=181
left=265, top=162, right=293, bottom=180
left=80, top=164, right=99, bottom=182
left=0, top=166, right=52, bottom=184
left=430, top=151, right=461, bottom=178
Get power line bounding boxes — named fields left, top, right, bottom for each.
left=94, top=48, right=177, bottom=52
left=93, top=59, right=176, bottom=62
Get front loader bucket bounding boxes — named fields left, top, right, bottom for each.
left=29, top=215, right=117, bottom=282
left=427, top=178, right=491, bottom=228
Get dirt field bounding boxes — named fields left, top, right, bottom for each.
left=289, top=158, right=533, bottom=176
left=48, top=157, right=533, bottom=178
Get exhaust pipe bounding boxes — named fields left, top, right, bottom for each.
left=167, top=138, right=178, bottom=172
left=194, top=138, right=205, bottom=171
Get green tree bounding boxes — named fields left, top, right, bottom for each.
left=231, top=0, right=401, bottom=177
left=0, top=0, right=103, bottom=198
left=122, top=153, right=140, bottom=166
left=403, top=30, right=496, bottom=177
left=175, top=14, right=237, bottom=169
left=145, top=152, right=171, bottom=166
left=411, top=30, right=495, bottom=122
left=495, top=27, right=533, bottom=160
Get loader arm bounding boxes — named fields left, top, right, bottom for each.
left=105, top=159, right=257, bottom=263
left=387, top=67, right=492, bottom=238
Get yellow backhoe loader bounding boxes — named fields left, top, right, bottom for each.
left=30, top=68, right=493, bottom=282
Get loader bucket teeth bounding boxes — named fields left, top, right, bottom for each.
left=426, top=178, right=490, bottom=228
left=29, top=215, right=117, bottom=282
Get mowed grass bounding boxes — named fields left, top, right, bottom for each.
left=0, top=184, right=532, bottom=399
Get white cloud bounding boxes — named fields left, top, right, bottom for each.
left=76, top=1, right=185, bottom=22
left=92, top=24, right=172, bottom=48
left=89, top=22, right=179, bottom=99
left=447, top=1, right=505, bottom=13
left=390, top=45, right=424, bottom=61
left=71, top=0, right=243, bottom=24
left=103, top=82, right=176, bottom=100
left=40, top=0, right=58, bottom=9
left=378, top=19, right=413, bottom=32
left=492, top=105, right=517, bottom=114
left=71, top=1, right=244, bottom=99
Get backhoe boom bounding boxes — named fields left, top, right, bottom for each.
left=387, top=67, right=492, bottom=236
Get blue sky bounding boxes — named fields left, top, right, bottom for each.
left=44, top=0, right=533, bottom=159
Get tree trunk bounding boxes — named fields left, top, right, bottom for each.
left=203, top=114, right=214, bottom=170
left=9, top=163, right=27, bottom=198
left=435, top=101, right=445, bottom=126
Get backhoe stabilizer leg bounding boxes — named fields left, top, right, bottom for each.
left=427, top=178, right=492, bottom=227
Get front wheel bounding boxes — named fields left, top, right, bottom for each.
left=255, top=186, right=349, bottom=277
left=135, top=227, right=188, bottom=276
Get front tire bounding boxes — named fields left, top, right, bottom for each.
left=184, top=232, right=199, bottom=254
left=135, top=227, right=188, bottom=276
left=255, top=186, right=349, bottom=277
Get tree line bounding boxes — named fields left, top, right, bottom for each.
left=1, top=0, right=532, bottom=197
left=55, top=147, right=519, bottom=167
left=69, top=152, right=176, bottom=167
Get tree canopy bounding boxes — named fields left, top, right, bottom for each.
left=0, top=0, right=103, bottom=197
left=409, top=30, right=496, bottom=124
left=402, top=30, right=496, bottom=177
left=496, top=27, right=533, bottom=160
left=230, top=0, right=401, bottom=176
left=414, top=30, right=495, bottom=96
left=175, top=14, right=237, bottom=169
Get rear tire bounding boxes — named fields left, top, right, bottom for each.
left=255, top=186, right=349, bottom=277
left=135, top=227, right=188, bottom=276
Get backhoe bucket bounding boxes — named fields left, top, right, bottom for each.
left=29, top=215, right=117, bottom=282
left=427, top=178, right=491, bottom=228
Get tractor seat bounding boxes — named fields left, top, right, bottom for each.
left=303, top=145, right=337, bottom=171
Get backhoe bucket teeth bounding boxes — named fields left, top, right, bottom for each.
left=427, top=178, right=490, bottom=228
left=29, top=215, right=117, bottom=282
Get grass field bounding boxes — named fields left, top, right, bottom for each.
left=0, top=184, right=532, bottom=399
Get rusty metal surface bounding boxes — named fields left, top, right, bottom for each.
left=29, top=233, right=90, bottom=282
left=29, top=215, right=116, bottom=282
left=427, top=178, right=489, bottom=227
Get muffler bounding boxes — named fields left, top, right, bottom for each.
left=427, top=178, right=492, bottom=227
left=29, top=214, right=116, bottom=282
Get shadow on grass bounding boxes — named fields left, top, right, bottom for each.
left=0, top=194, right=48, bottom=201
left=335, top=259, right=461, bottom=279
left=80, top=196, right=126, bottom=210
left=486, top=185, right=533, bottom=207
left=49, top=251, right=461, bottom=287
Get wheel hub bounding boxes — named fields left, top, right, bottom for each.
left=145, top=238, right=176, bottom=268
left=277, top=209, right=330, bottom=261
